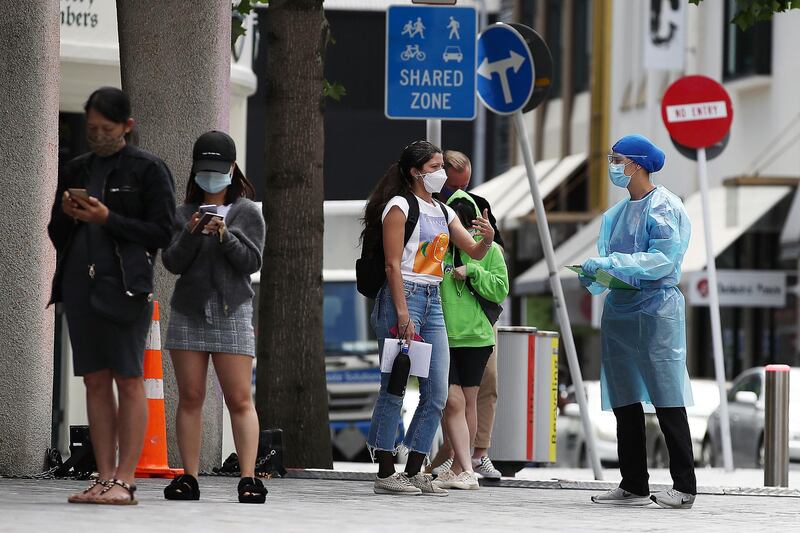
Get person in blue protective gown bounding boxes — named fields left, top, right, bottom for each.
left=582, top=135, right=697, bottom=510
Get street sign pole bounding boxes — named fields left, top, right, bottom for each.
left=696, top=147, right=734, bottom=472
left=662, top=75, right=734, bottom=472
left=426, top=119, right=442, bottom=148
left=512, top=111, right=603, bottom=480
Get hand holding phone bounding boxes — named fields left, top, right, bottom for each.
left=67, top=188, right=90, bottom=201
left=191, top=211, right=224, bottom=235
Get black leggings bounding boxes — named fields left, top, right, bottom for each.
left=613, top=402, right=697, bottom=495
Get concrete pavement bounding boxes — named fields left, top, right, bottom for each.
left=1, top=472, right=798, bottom=533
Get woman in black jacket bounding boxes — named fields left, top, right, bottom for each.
left=161, top=131, right=267, bottom=504
left=48, top=87, right=176, bottom=505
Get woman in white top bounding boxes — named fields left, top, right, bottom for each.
left=360, top=140, right=494, bottom=495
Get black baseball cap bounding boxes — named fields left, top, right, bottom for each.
left=192, top=130, right=236, bottom=174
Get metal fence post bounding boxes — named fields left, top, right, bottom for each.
left=764, top=364, right=790, bottom=487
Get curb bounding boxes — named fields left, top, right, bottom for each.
left=284, top=469, right=800, bottom=498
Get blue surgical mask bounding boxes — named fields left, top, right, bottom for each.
left=195, top=170, right=232, bottom=194
left=608, top=163, right=631, bottom=188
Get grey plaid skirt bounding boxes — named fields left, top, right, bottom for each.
left=164, top=292, right=256, bottom=357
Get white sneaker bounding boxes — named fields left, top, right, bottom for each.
left=650, top=488, right=695, bottom=509
left=591, top=487, right=651, bottom=506
left=405, top=473, right=449, bottom=497
left=373, top=473, right=422, bottom=495
left=444, top=471, right=480, bottom=490
left=432, top=458, right=454, bottom=477
left=433, top=468, right=458, bottom=488
left=472, top=456, right=502, bottom=479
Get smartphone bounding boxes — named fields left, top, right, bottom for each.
left=67, top=188, right=89, bottom=200
left=199, top=204, right=217, bottom=214
left=191, top=211, right=224, bottom=235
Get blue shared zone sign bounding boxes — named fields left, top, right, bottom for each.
left=385, top=5, right=477, bottom=120
left=476, top=24, right=534, bottom=115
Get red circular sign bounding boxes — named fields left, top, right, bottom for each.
left=661, top=75, right=733, bottom=149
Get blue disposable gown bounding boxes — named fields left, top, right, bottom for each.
left=585, top=186, right=694, bottom=411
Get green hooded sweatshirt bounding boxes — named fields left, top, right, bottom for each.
left=441, top=190, right=510, bottom=348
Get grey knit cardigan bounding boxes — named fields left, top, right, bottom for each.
left=162, top=197, right=265, bottom=318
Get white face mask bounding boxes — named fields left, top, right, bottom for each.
left=417, top=168, right=448, bottom=194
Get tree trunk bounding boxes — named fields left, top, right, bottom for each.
left=0, top=0, right=58, bottom=475
left=256, top=0, right=332, bottom=469
left=116, top=0, right=232, bottom=472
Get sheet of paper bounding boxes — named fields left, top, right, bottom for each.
left=380, top=339, right=432, bottom=378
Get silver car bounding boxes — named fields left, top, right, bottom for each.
left=645, top=379, right=721, bottom=467
left=556, top=381, right=621, bottom=467
left=702, top=367, right=800, bottom=467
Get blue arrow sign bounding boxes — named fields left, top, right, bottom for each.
left=476, top=24, right=534, bottom=115
left=385, top=5, right=477, bottom=120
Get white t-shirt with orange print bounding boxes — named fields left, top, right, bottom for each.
left=381, top=194, right=456, bottom=285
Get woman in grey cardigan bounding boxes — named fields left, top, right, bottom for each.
left=161, top=131, right=267, bottom=503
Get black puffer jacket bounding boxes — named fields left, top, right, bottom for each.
left=48, top=144, right=176, bottom=304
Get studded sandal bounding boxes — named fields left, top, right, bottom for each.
left=95, top=478, right=138, bottom=505
left=67, top=478, right=110, bottom=504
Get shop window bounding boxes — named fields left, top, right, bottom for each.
left=723, top=0, right=772, bottom=81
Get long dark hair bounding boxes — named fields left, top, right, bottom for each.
left=184, top=163, right=256, bottom=204
left=360, top=140, right=442, bottom=250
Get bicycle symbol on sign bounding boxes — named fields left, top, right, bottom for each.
left=400, top=44, right=426, bottom=61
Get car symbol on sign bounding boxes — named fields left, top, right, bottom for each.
left=442, top=46, right=463, bottom=63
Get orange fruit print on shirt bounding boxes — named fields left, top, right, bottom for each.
left=413, top=233, right=450, bottom=276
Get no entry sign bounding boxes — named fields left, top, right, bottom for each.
left=661, top=75, right=733, bottom=149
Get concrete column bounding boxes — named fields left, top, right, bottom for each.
left=116, top=0, right=231, bottom=472
left=0, top=1, right=59, bottom=475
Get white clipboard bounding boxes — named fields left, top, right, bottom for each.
left=380, top=340, right=432, bottom=379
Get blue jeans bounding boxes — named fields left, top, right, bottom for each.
left=367, top=280, right=450, bottom=458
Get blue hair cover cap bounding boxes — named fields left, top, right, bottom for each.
left=612, top=134, right=665, bottom=173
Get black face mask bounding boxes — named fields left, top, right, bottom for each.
left=439, top=184, right=456, bottom=200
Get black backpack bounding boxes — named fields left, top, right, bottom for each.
left=356, top=193, right=448, bottom=298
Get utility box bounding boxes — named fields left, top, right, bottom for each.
left=491, top=327, right=559, bottom=470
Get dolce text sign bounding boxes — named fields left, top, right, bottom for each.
left=386, top=5, right=477, bottom=120
left=661, top=75, right=733, bottom=149
left=476, top=23, right=534, bottom=115
left=687, top=270, right=786, bottom=308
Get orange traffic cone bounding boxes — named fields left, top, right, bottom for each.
left=136, top=301, right=183, bottom=478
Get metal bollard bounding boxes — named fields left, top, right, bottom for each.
left=764, top=364, right=791, bottom=487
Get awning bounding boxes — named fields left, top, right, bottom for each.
left=514, top=215, right=602, bottom=294
left=780, top=189, right=800, bottom=260
left=470, top=153, right=587, bottom=230
left=681, top=185, right=792, bottom=273
left=514, top=185, right=793, bottom=295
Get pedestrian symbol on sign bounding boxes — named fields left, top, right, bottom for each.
left=448, top=16, right=460, bottom=40
left=402, top=17, right=426, bottom=39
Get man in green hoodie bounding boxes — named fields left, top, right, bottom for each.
left=433, top=189, right=509, bottom=490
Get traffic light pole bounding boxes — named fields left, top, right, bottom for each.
left=512, top=111, right=603, bottom=480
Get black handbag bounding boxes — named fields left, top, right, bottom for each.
left=453, top=246, right=503, bottom=325
left=86, top=230, right=150, bottom=324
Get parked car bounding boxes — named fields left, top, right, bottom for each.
left=556, top=381, right=621, bottom=467
left=703, top=367, right=800, bottom=468
left=645, top=379, right=721, bottom=467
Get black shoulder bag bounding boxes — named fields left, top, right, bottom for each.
left=453, top=246, right=503, bottom=325
left=86, top=229, right=150, bottom=324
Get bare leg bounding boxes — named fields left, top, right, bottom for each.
left=443, top=385, right=473, bottom=474
left=95, top=374, right=147, bottom=503
left=212, top=353, right=259, bottom=479
left=170, top=350, right=210, bottom=477
left=70, top=370, right=117, bottom=502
